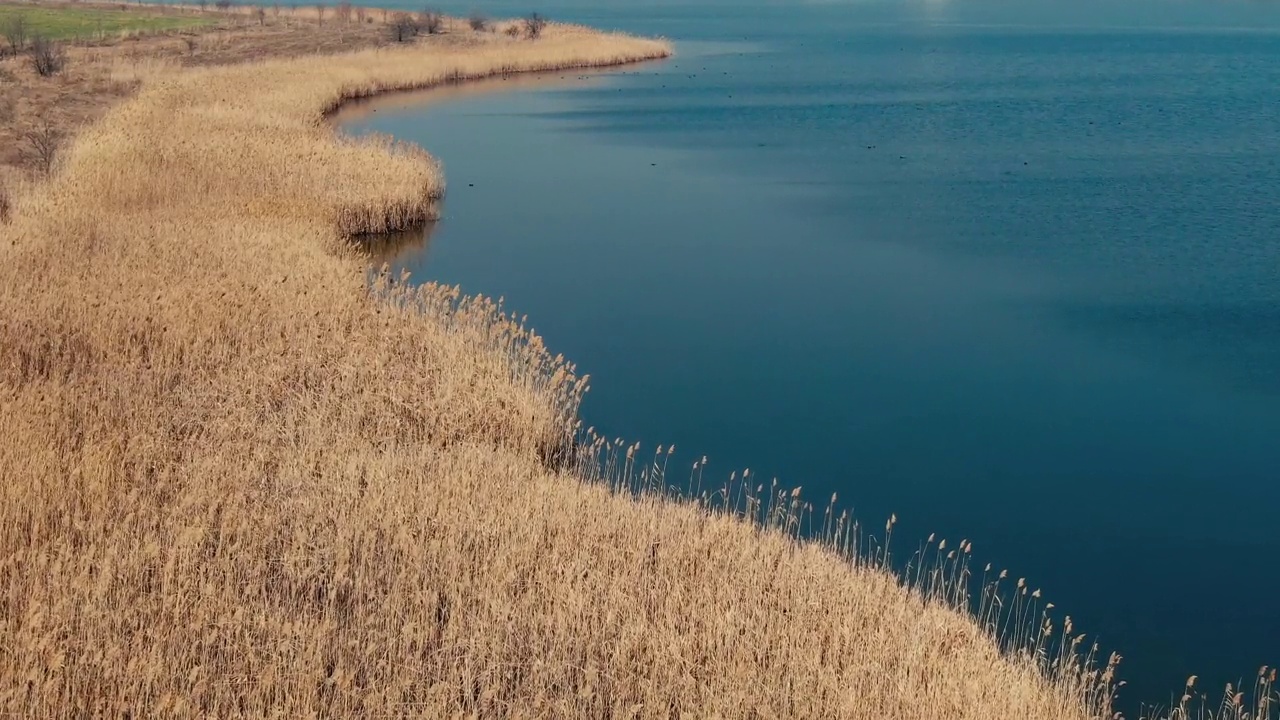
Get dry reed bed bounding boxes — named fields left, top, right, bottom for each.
left=0, top=23, right=1130, bottom=718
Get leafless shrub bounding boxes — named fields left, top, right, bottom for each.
left=3, top=15, right=28, bottom=56
left=182, top=35, right=198, bottom=53
left=0, top=183, right=10, bottom=223
left=467, top=12, right=486, bottom=31
left=0, top=73, right=12, bottom=121
left=213, top=0, right=232, bottom=9
left=30, top=36, right=67, bottom=77
left=334, top=1, right=351, bottom=24
left=314, top=2, right=325, bottom=25
left=23, top=122, right=61, bottom=176
left=503, top=23, right=520, bottom=38
left=197, top=0, right=208, bottom=11
left=354, top=5, right=365, bottom=23
left=523, top=12, right=546, bottom=39
left=254, top=6, right=266, bottom=24
left=420, top=8, right=442, bottom=34
left=388, top=12, right=418, bottom=42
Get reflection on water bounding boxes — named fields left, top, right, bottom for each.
left=356, top=221, right=438, bottom=268
left=329, top=65, right=660, bottom=126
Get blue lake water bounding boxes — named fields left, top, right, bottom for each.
left=342, top=0, right=1280, bottom=708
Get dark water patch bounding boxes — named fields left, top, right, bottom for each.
left=355, top=222, right=437, bottom=269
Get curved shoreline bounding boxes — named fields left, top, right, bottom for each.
left=328, top=59, right=667, bottom=233
left=0, top=21, right=1118, bottom=719
left=330, top=68, right=646, bottom=265
left=311, top=33, right=673, bottom=236
left=328, top=60, right=660, bottom=127
left=3, top=24, right=672, bottom=250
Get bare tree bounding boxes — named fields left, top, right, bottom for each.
left=419, top=8, right=442, bottom=34
left=334, top=1, right=351, bottom=23
left=523, top=12, right=545, bottom=39
left=255, top=6, right=266, bottom=24
left=23, top=122, right=61, bottom=176
left=3, top=15, right=28, bottom=56
left=387, top=12, right=417, bottom=42
left=354, top=4, right=365, bottom=23
left=213, top=0, right=232, bottom=9
left=271, top=1, right=281, bottom=16
left=467, top=12, right=486, bottom=31
left=314, top=2, right=325, bottom=25
left=30, top=36, right=66, bottom=77
left=197, top=0, right=208, bottom=11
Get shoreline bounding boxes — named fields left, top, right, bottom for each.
left=330, top=60, right=667, bottom=262
left=0, top=14, right=1125, bottom=718
left=318, top=44, right=674, bottom=127
left=328, top=60, right=661, bottom=127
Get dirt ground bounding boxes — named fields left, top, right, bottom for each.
left=0, top=1, right=481, bottom=211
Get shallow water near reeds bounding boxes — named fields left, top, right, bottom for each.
left=341, top=0, right=1280, bottom=708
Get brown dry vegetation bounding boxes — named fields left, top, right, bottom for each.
left=0, top=0, right=484, bottom=193
left=0, top=4, right=1274, bottom=719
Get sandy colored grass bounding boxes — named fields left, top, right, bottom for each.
left=0, top=11, right=1271, bottom=720
left=0, top=0, right=467, bottom=190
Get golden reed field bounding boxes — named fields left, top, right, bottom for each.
left=0, top=8, right=1272, bottom=718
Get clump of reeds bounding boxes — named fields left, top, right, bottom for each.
left=1138, top=670, right=1278, bottom=720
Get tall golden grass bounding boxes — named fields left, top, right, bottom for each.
left=0, top=19, right=1270, bottom=719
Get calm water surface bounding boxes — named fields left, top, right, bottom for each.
left=343, top=0, right=1280, bottom=707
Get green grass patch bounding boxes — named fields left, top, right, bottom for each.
left=0, top=3, right=214, bottom=41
